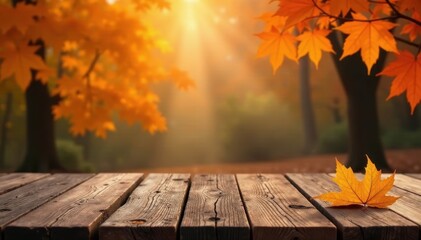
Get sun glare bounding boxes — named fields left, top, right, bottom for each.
left=184, top=0, right=199, bottom=3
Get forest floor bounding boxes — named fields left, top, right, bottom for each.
left=137, top=148, right=421, bottom=173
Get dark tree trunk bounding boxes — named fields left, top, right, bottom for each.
left=0, top=93, right=13, bottom=168
left=299, top=55, right=318, bottom=153
left=14, top=0, right=63, bottom=172
left=329, top=32, right=390, bottom=171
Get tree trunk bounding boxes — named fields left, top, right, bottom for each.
left=329, top=32, right=390, bottom=171
left=14, top=0, right=63, bottom=172
left=299, top=56, right=318, bottom=153
left=0, top=93, right=13, bottom=168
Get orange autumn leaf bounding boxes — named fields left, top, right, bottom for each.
left=0, top=41, right=47, bottom=89
left=256, top=27, right=297, bottom=73
left=401, top=12, right=421, bottom=41
left=297, top=29, right=334, bottom=68
left=336, top=13, right=398, bottom=74
left=314, top=156, right=399, bottom=208
left=276, top=0, right=321, bottom=30
left=328, top=0, right=369, bottom=16
left=378, top=51, right=421, bottom=114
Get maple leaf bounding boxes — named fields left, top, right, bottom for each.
left=401, top=12, right=421, bottom=41
left=256, top=27, right=297, bottom=73
left=328, top=0, right=369, bottom=16
left=314, top=156, right=399, bottom=208
left=0, top=3, right=46, bottom=34
left=398, top=0, right=421, bottom=16
left=336, top=13, right=398, bottom=75
left=297, top=29, right=334, bottom=68
left=0, top=41, right=47, bottom=89
left=276, top=0, right=321, bottom=30
left=378, top=51, right=421, bottom=114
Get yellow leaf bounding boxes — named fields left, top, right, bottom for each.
left=297, top=29, right=334, bottom=68
left=0, top=41, right=47, bottom=90
left=314, top=156, right=399, bottom=208
left=336, top=13, right=398, bottom=74
left=256, top=27, right=297, bottom=73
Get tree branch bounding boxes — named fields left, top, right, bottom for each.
left=394, top=36, right=420, bottom=48
left=385, top=0, right=421, bottom=26
left=311, top=0, right=398, bottom=23
left=83, top=50, right=101, bottom=79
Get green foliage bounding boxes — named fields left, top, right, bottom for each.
left=217, top=94, right=303, bottom=161
left=382, top=129, right=421, bottom=149
left=56, top=139, right=94, bottom=172
left=316, top=122, right=348, bottom=153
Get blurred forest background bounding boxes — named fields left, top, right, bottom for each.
left=1, top=0, right=420, bottom=172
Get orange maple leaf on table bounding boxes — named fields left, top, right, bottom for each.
left=336, top=13, right=398, bottom=75
left=314, top=156, right=399, bottom=208
left=256, top=27, right=297, bottom=73
left=378, top=51, right=421, bottom=114
left=297, top=29, right=335, bottom=68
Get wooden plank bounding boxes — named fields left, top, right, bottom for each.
left=385, top=174, right=421, bottom=197
left=386, top=186, right=421, bottom=238
left=0, top=173, right=49, bottom=195
left=236, top=174, right=336, bottom=240
left=180, top=174, right=250, bottom=240
left=287, top=173, right=419, bottom=240
left=100, top=174, right=190, bottom=240
left=0, top=174, right=92, bottom=240
left=4, top=173, right=142, bottom=240
left=406, top=174, right=421, bottom=180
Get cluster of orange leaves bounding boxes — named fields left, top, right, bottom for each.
left=0, top=0, right=194, bottom=137
left=315, top=156, right=399, bottom=208
left=257, top=0, right=421, bottom=112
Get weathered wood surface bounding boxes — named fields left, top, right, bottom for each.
left=0, top=173, right=49, bottom=195
left=0, top=173, right=420, bottom=240
left=286, top=173, right=419, bottom=240
left=405, top=173, right=421, bottom=180
left=237, top=174, right=336, bottom=240
left=5, top=173, right=142, bottom=240
left=100, top=174, right=190, bottom=240
left=180, top=174, right=250, bottom=240
left=388, top=174, right=421, bottom=196
left=0, top=174, right=92, bottom=240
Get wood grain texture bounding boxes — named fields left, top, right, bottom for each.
left=405, top=174, right=421, bottom=180
left=386, top=186, right=421, bottom=238
left=4, top=173, right=142, bottom=240
left=0, top=174, right=92, bottom=239
left=0, top=173, right=49, bottom=195
left=383, top=174, right=421, bottom=197
left=237, top=174, right=336, bottom=240
left=287, top=173, right=419, bottom=240
left=180, top=174, right=250, bottom=240
left=100, top=174, right=190, bottom=240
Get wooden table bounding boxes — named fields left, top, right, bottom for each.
left=0, top=173, right=420, bottom=240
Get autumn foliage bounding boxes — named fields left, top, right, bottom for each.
left=257, top=0, right=421, bottom=112
left=0, top=0, right=194, bottom=137
left=315, top=157, right=399, bottom=208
